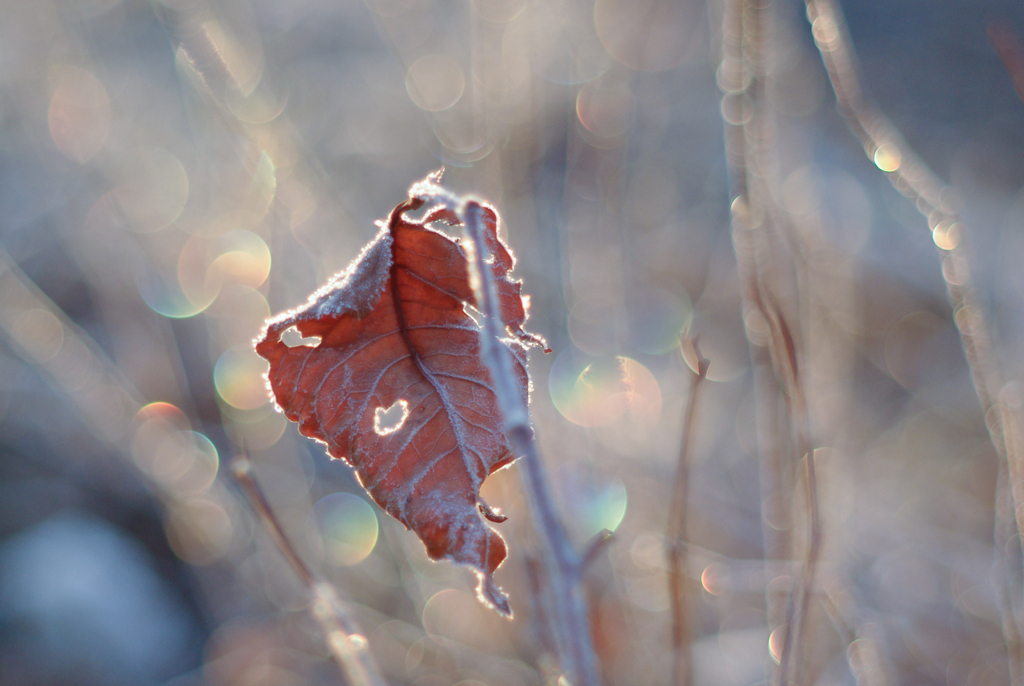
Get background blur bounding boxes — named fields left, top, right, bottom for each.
left=2, top=0, right=1024, bottom=685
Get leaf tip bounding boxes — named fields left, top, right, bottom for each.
left=478, top=500, right=508, bottom=523
left=476, top=572, right=512, bottom=618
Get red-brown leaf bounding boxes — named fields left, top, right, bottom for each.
left=255, top=186, right=544, bottom=615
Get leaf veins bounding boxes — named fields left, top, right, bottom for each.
left=255, top=181, right=545, bottom=615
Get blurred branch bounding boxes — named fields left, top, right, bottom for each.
left=819, top=578, right=893, bottom=686
left=232, top=457, right=388, bottom=686
left=666, top=338, right=709, bottom=686
left=0, top=246, right=232, bottom=510
left=0, top=246, right=387, bottom=686
left=767, top=303, right=820, bottom=686
left=718, top=0, right=823, bottom=682
left=0, top=248, right=141, bottom=445
left=804, top=0, right=1024, bottom=680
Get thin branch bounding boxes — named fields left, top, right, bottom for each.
left=666, top=338, right=709, bottom=686
left=0, top=248, right=389, bottom=681
left=232, top=457, right=388, bottom=686
left=995, top=455, right=1024, bottom=685
left=763, top=303, right=820, bottom=686
left=721, top=0, right=791, bottom=575
left=718, top=0, right=823, bottom=682
left=459, top=199, right=601, bottom=686
left=819, top=578, right=893, bottom=686
left=804, top=0, right=1024, bottom=679
left=411, top=177, right=600, bottom=684
left=582, top=530, right=615, bottom=571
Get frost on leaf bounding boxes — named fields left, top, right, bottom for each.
left=255, top=180, right=545, bottom=616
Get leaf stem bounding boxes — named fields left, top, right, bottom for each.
left=460, top=199, right=601, bottom=686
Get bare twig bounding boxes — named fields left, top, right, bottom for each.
left=462, top=199, right=601, bottom=686
left=666, top=338, right=709, bottom=686
left=819, top=578, right=892, bottom=686
left=804, top=0, right=1024, bottom=679
left=582, top=530, right=615, bottom=571
left=764, top=304, right=821, bottom=686
left=232, top=457, right=388, bottom=686
left=408, top=176, right=600, bottom=684
left=721, top=0, right=791, bottom=571
left=995, top=455, right=1024, bottom=683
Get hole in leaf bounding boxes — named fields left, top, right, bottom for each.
left=280, top=325, right=321, bottom=348
left=463, top=305, right=483, bottom=327
left=374, top=400, right=409, bottom=436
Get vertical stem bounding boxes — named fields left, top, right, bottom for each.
left=510, top=427, right=601, bottom=686
left=995, top=456, right=1024, bottom=684
left=775, top=388, right=820, bottom=686
left=719, top=0, right=823, bottom=679
left=667, top=340, right=710, bottom=686
left=461, top=200, right=601, bottom=686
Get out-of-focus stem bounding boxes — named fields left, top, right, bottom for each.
left=995, top=457, right=1024, bottom=684
left=460, top=200, right=601, bottom=686
left=821, top=578, right=892, bottom=686
left=804, top=0, right=1024, bottom=679
left=719, top=0, right=823, bottom=681
left=774, top=375, right=820, bottom=686
left=232, top=458, right=388, bottom=686
left=667, top=339, right=709, bottom=686
left=722, top=0, right=790, bottom=570
left=508, top=427, right=600, bottom=686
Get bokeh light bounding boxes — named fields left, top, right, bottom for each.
left=550, top=353, right=662, bottom=428
left=47, top=66, right=110, bottom=163
left=576, top=78, right=635, bottom=146
left=177, top=230, right=272, bottom=312
left=557, top=462, right=628, bottom=539
left=3, top=1, right=1021, bottom=684
left=165, top=496, right=234, bottom=566
left=10, top=309, right=64, bottom=363
left=313, top=493, right=379, bottom=566
left=422, top=589, right=508, bottom=652
left=405, top=55, right=465, bottom=112
left=205, top=285, right=272, bottom=347
left=113, top=147, right=189, bottom=234
left=138, top=268, right=209, bottom=319
left=872, top=143, right=902, bottom=172
left=129, top=403, right=219, bottom=493
left=225, top=81, right=288, bottom=125
left=626, top=287, right=693, bottom=355
left=623, top=569, right=670, bottom=612
left=223, top=405, right=287, bottom=450
left=594, top=0, right=698, bottom=72
left=214, top=345, right=271, bottom=410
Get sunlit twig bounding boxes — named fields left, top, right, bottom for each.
left=406, top=176, right=600, bottom=684
left=462, top=199, right=601, bottom=686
